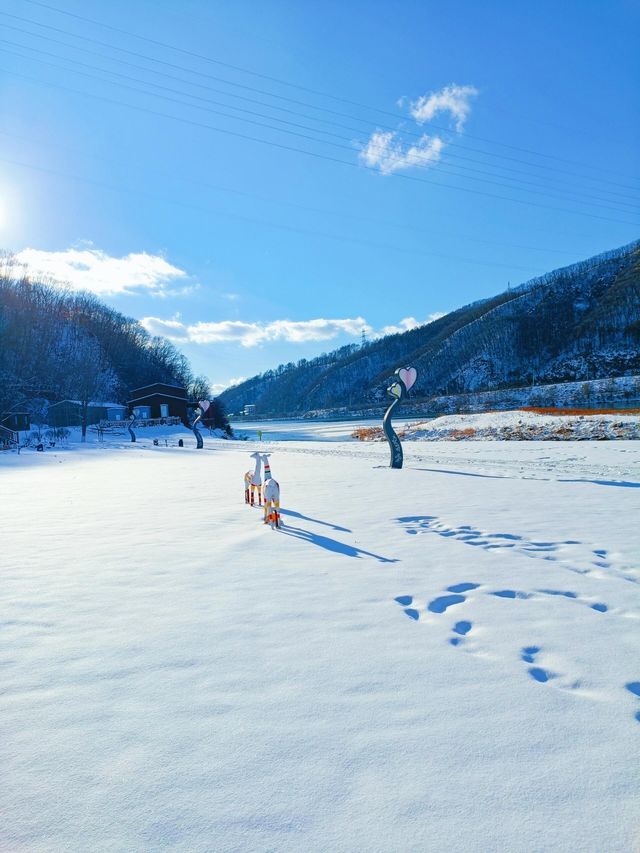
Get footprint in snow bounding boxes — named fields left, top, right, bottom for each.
left=399, top=517, right=582, bottom=566
left=394, top=595, right=420, bottom=621
left=489, top=588, right=608, bottom=613
left=521, top=645, right=541, bottom=663
left=592, top=548, right=610, bottom=569
left=537, top=588, right=610, bottom=614
left=397, top=584, right=609, bottom=626
left=520, top=646, right=556, bottom=684
left=491, top=589, right=532, bottom=600
left=399, top=517, right=637, bottom=583
left=625, top=682, right=640, bottom=722
left=395, top=583, right=480, bottom=621
left=428, top=583, right=480, bottom=614
left=449, top=620, right=473, bottom=646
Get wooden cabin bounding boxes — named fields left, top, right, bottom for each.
left=127, top=383, right=191, bottom=423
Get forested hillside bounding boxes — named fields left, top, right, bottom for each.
left=0, top=257, right=210, bottom=418
left=220, top=239, right=640, bottom=416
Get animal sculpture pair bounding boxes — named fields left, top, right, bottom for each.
left=244, top=452, right=280, bottom=528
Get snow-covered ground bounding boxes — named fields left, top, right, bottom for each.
left=2, top=423, right=640, bottom=852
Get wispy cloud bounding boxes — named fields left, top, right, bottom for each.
left=141, top=316, right=191, bottom=339
left=378, top=313, right=445, bottom=336
left=359, top=82, right=477, bottom=175
left=410, top=84, right=478, bottom=131
left=15, top=247, right=195, bottom=297
left=141, top=316, right=370, bottom=347
left=142, top=313, right=445, bottom=348
left=211, top=376, right=247, bottom=395
left=359, top=131, right=444, bottom=176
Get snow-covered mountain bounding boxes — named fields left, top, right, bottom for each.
left=220, top=239, right=640, bottom=415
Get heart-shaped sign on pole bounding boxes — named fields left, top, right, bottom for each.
left=199, top=400, right=210, bottom=412
left=383, top=366, right=417, bottom=469
left=397, top=367, right=417, bottom=392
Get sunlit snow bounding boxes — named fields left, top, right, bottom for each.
left=2, top=421, right=639, bottom=852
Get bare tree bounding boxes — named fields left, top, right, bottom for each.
left=66, top=334, right=117, bottom=442
left=188, top=374, right=211, bottom=402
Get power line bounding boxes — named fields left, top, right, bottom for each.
left=4, top=35, right=640, bottom=213
left=490, top=96, right=633, bottom=150
left=0, top=127, right=602, bottom=256
left=19, top=0, right=400, bottom=113
left=5, top=42, right=639, bottom=217
left=4, top=64, right=639, bottom=229
left=5, top=5, right=640, bottom=186
left=0, top=154, right=549, bottom=275
left=3, top=17, right=638, bottom=201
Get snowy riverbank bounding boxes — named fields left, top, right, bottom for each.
left=352, top=409, right=640, bottom=442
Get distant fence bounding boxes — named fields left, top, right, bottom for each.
left=98, top=416, right=182, bottom=429
left=0, top=425, right=19, bottom=451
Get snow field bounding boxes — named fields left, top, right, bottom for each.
left=1, top=433, right=640, bottom=852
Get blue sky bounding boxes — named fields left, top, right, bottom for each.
left=1, top=0, right=639, bottom=392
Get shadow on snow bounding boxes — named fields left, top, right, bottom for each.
left=280, top=524, right=397, bottom=563
left=279, top=508, right=351, bottom=532
left=559, top=479, right=640, bottom=489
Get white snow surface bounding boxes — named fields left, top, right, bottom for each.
left=2, top=422, right=640, bottom=852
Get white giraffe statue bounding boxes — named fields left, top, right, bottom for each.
left=261, top=453, right=280, bottom=529
left=244, top=452, right=263, bottom=506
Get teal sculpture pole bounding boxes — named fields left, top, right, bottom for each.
left=192, top=406, right=205, bottom=449
left=382, top=367, right=417, bottom=469
left=191, top=399, right=212, bottom=449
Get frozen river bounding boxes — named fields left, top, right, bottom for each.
left=230, top=416, right=427, bottom=442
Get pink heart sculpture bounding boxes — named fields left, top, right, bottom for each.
left=199, top=400, right=210, bottom=412
left=397, top=367, right=417, bottom=391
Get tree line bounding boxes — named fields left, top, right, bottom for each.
left=0, top=255, right=228, bottom=436
left=220, top=239, right=640, bottom=416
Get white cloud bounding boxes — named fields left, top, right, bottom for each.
left=141, top=313, right=446, bottom=347
left=360, top=82, right=477, bottom=175
left=211, top=376, right=247, bottom=395
left=15, top=247, right=193, bottom=297
left=410, top=84, right=478, bottom=131
left=379, top=316, right=421, bottom=336
left=359, top=131, right=444, bottom=175
left=140, top=316, right=370, bottom=348
left=139, top=316, right=191, bottom=340
left=377, top=313, right=445, bottom=336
